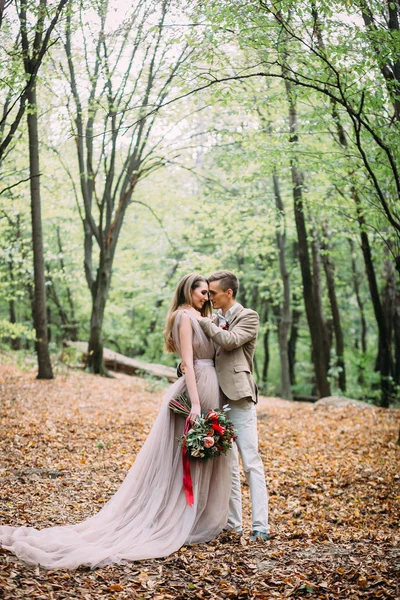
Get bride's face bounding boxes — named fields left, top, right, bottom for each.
left=191, top=283, right=209, bottom=311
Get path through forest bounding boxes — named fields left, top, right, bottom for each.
left=0, top=362, right=398, bottom=599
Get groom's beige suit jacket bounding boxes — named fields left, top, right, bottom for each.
left=199, top=304, right=259, bottom=403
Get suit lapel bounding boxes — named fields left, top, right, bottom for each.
left=229, top=304, right=244, bottom=328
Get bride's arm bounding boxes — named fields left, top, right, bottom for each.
left=179, top=312, right=201, bottom=423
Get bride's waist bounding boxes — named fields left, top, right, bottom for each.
left=194, top=359, right=214, bottom=367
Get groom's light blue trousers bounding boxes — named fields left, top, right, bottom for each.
left=225, top=398, right=269, bottom=534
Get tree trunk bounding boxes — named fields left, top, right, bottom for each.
left=320, top=220, right=346, bottom=391
left=27, top=83, right=53, bottom=379
left=9, top=298, right=19, bottom=349
left=288, top=243, right=300, bottom=386
left=293, top=178, right=330, bottom=396
left=63, top=3, right=192, bottom=376
left=8, top=258, right=20, bottom=350
left=376, top=255, right=396, bottom=379
left=310, top=2, right=393, bottom=404
left=353, top=192, right=392, bottom=406
left=46, top=268, right=77, bottom=343
left=349, top=238, right=368, bottom=358
left=284, top=74, right=331, bottom=397
left=330, top=99, right=392, bottom=405
left=288, top=297, right=300, bottom=386
left=55, top=225, right=78, bottom=340
left=309, top=211, right=331, bottom=373
left=394, top=287, right=400, bottom=385
left=87, top=257, right=112, bottom=375
left=273, top=173, right=292, bottom=399
left=262, top=301, right=270, bottom=385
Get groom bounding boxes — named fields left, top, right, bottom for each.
left=197, top=270, right=269, bottom=541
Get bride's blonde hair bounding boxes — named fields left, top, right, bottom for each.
left=164, top=273, right=212, bottom=353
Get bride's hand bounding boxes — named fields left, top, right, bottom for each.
left=189, top=403, right=201, bottom=424
left=195, top=313, right=211, bottom=322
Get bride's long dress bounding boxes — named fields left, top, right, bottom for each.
left=0, top=310, right=233, bottom=569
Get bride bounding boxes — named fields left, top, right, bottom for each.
left=0, top=273, right=233, bottom=569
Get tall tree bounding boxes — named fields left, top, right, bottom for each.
left=63, top=0, right=192, bottom=373
left=309, top=2, right=394, bottom=404
left=273, top=172, right=292, bottom=399
left=283, top=59, right=331, bottom=397
left=320, top=220, right=346, bottom=391
left=18, top=0, right=69, bottom=378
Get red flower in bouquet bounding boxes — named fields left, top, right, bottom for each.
left=211, top=422, right=226, bottom=436
left=205, top=410, right=219, bottom=421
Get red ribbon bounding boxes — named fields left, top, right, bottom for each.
left=182, top=417, right=194, bottom=506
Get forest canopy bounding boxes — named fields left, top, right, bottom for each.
left=0, top=0, right=399, bottom=406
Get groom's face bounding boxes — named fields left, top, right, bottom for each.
left=208, top=281, right=232, bottom=310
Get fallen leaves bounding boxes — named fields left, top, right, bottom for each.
left=0, top=360, right=399, bottom=599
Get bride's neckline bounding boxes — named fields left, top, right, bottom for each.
left=179, top=305, right=200, bottom=316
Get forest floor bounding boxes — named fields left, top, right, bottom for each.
left=0, top=359, right=399, bottom=599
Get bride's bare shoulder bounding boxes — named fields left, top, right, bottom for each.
left=174, top=308, right=199, bottom=330
left=172, top=307, right=190, bottom=322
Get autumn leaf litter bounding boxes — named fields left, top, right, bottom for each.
left=0, top=362, right=399, bottom=599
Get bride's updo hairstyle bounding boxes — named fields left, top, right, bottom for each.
left=164, top=273, right=212, bottom=353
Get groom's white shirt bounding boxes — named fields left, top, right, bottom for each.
left=216, top=302, right=240, bottom=326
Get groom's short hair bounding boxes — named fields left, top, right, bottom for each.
left=208, top=270, right=239, bottom=298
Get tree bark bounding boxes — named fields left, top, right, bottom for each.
left=376, top=255, right=396, bottom=379
left=349, top=238, right=368, bottom=358
left=320, top=220, right=346, bottom=391
left=309, top=211, right=331, bottom=372
left=394, top=287, right=400, bottom=385
left=7, top=257, right=20, bottom=350
left=288, top=297, right=300, bottom=386
left=292, top=171, right=330, bottom=396
left=27, top=83, right=53, bottom=379
left=55, top=225, right=78, bottom=341
left=283, top=72, right=331, bottom=398
left=273, top=173, right=292, bottom=399
left=262, top=301, right=270, bottom=385
left=353, top=192, right=392, bottom=406
left=87, top=256, right=113, bottom=375
left=46, top=268, right=76, bottom=342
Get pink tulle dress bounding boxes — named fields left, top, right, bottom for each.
left=0, top=310, right=233, bottom=568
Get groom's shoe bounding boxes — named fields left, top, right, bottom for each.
left=249, top=530, right=270, bottom=542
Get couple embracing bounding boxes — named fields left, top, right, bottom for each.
left=0, top=270, right=269, bottom=570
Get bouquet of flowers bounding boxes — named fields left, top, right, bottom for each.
left=169, top=393, right=237, bottom=459
left=169, top=392, right=237, bottom=505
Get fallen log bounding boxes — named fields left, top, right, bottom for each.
left=63, top=341, right=178, bottom=383
left=293, top=394, right=318, bottom=403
